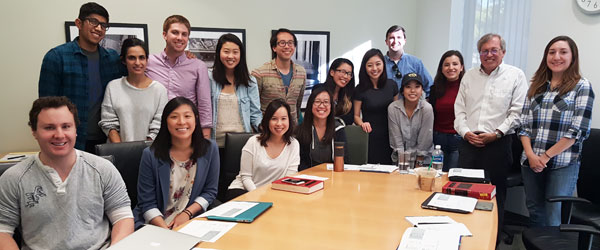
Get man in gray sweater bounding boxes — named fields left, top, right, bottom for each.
left=0, top=96, right=134, bottom=250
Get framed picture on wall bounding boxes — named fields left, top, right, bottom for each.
left=187, top=27, right=246, bottom=68
left=65, top=22, right=149, bottom=55
left=272, top=30, right=330, bottom=109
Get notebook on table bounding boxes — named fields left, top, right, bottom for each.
left=421, top=192, right=478, bottom=214
left=107, top=224, right=201, bottom=250
left=204, top=201, right=273, bottom=223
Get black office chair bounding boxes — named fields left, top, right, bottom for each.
left=570, top=128, right=600, bottom=229
left=0, top=162, right=18, bottom=177
left=344, top=125, right=369, bottom=165
left=522, top=197, right=600, bottom=250
left=501, top=134, right=530, bottom=244
left=217, top=133, right=254, bottom=202
left=96, top=140, right=152, bottom=208
left=521, top=129, right=600, bottom=250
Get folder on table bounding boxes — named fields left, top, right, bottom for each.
left=421, top=192, right=477, bottom=214
left=206, top=201, right=273, bottom=223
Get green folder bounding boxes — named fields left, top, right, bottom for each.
left=206, top=202, right=273, bottom=223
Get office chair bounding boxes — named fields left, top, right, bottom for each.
left=521, top=196, right=600, bottom=250
left=0, top=162, right=18, bottom=177
left=96, top=140, right=152, bottom=208
left=501, top=134, right=530, bottom=244
left=217, top=132, right=254, bottom=202
left=570, top=128, right=600, bottom=229
left=344, top=125, right=369, bottom=165
left=521, top=129, right=600, bottom=250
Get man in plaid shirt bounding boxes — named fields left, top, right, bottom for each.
left=38, top=2, right=123, bottom=151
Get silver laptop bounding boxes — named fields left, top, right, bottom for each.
left=107, top=224, right=201, bottom=250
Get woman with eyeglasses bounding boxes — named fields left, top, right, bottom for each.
left=99, top=38, right=168, bottom=143
left=320, top=58, right=355, bottom=125
left=210, top=34, right=262, bottom=150
left=226, top=99, right=299, bottom=201
left=353, top=49, right=399, bottom=164
left=428, top=50, right=465, bottom=171
left=296, top=86, right=348, bottom=171
left=519, top=36, right=594, bottom=227
left=134, top=97, right=219, bottom=230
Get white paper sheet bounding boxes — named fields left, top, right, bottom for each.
left=178, top=220, right=236, bottom=243
left=405, top=216, right=457, bottom=226
left=197, top=201, right=258, bottom=218
left=0, top=152, right=37, bottom=163
left=359, top=164, right=397, bottom=173
left=293, top=174, right=329, bottom=181
left=417, top=223, right=472, bottom=237
left=396, top=227, right=461, bottom=250
left=326, top=163, right=362, bottom=170
left=448, top=168, right=485, bottom=178
left=325, top=164, right=398, bottom=173
left=427, top=193, right=477, bottom=213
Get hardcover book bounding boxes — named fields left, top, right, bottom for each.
left=271, top=177, right=324, bottom=194
left=442, top=181, right=496, bottom=200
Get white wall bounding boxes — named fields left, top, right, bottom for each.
left=414, top=0, right=453, bottom=78
left=0, top=0, right=417, bottom=152
left=415, top=0, right=600, bottom=129
left=526, top=0, right=600, bottom=129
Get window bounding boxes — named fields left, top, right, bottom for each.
left=454, top=0, right=532, bottom=70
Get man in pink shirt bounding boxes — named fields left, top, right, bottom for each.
left=146, top=15, right=212, bottom=138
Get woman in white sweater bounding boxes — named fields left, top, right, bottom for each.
left=227, top=99, right=300, bottom=200
left=99, top=38, right=168, bottom=142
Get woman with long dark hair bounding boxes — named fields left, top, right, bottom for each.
left=320, top=58, right=355, bottom=125
left=429, top=50, right=465, bottom=171
left=353, top=49, right=398, bottom=164
left=210, top=33, right=261, bottom=148
left=226, top=99, right=299, bottom=200
left=99, top=38, right=167, bottom=142
left=134, top=97, right=219, bottom=230
left=296, top=86, right=347, bottom=171
left=519, top=36, right=594, bottom=227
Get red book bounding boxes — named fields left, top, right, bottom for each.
left=271, top=177, right=324, bottom=194
left=442, top=181, right=496, bottom=200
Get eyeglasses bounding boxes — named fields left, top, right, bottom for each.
left=335, top=69, right=353, bottom=78
left=392, top=64, right=402, bottom=79
left=277, top=40, right=295, bottom=47
left=479, top=49, right=500, bottom=56
left=313, top=100, right=331, bottom=107
left=85, top=17, right=109, bottom=31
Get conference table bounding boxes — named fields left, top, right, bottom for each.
left=185, top=164, right=497, bottom=250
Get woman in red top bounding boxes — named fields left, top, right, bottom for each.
left=429, top=50, right=464, bottom=171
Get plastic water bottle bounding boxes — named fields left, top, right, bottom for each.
left=432, top=145, right=444, bottom=172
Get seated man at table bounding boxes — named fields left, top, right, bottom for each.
left=0, top=96, right=134, bottom=250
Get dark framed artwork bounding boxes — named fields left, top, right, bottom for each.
left=187, top=27, right=246, bottom=68
left=272, top=30, right=330, bottom=109
left=65, top=22, right=149, bottom=55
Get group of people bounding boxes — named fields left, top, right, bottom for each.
left=0, top=1, right=594, bottom=249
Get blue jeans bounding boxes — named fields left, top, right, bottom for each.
left=433, top=131, right=461, bottom=171
left=521, top=161, right=580, bottom=227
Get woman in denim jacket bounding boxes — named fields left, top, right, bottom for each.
left=210, top=34, right=262, bottom=149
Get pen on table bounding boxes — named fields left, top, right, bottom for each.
left=7, top=155, right=26, bottom=160
left=359, top=169, right=390, bottom=173
left=416, top=222, right=451, bottom=225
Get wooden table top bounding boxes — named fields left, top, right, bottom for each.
left=186, top=164, right=497, bottom=250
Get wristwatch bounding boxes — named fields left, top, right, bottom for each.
left=494, top=130, right=503, bottom=139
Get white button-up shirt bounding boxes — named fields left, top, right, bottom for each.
left=454, top=63, right=528, bottom=137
